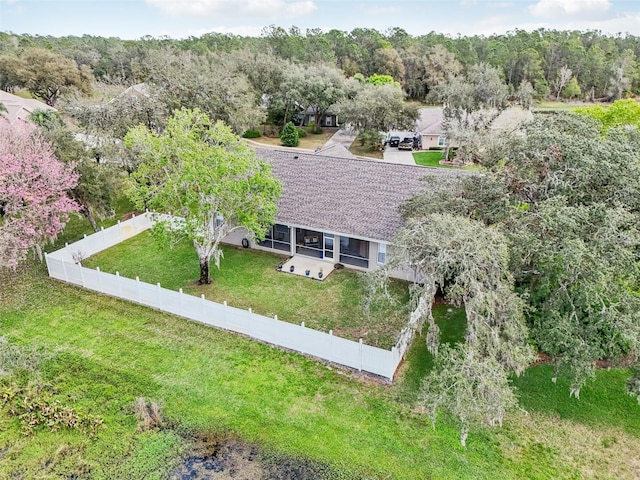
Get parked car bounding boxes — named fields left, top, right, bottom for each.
left=398, top=137, right=415, bottom=150
left=387, top=135, right=400, bottom=147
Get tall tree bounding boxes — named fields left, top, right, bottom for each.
left=0, top=120, right=78, bottom=268
left=333, top=83, right=418, bottom=133
left=387, top=213, right=534, bottom=445
left=30, top=109, right=125, bottom=232
left=431, top=63, right=508, bottom=163
left=402, top=112, right=640, bottom=397
left=18, top=48, right=93, bottom=106
left=297, top=64, right=347, bottom=128
left=125, top=108, right=282, bottom=285
left=552, top=65, right=573, bottom=101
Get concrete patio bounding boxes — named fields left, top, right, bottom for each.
left=280, top=255, right=335, bottom=281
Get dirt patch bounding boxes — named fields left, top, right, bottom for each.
left=169, top=436, right=353, bottom=480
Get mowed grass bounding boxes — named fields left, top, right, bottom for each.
left=246, top=128, right=338, bottom=150
left=413, top=151, right=478, bottom=170
left=413, top=150, right=446, bottom=167
left=0, top=263, right=508, bottom=479
left=82, top=231, right=410, bottom=349
left=2, top=209, right=640, bottom=479
left=3, top=262, right=640, bottom=479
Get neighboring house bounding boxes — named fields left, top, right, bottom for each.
left=223, top=147, right=471, bottom=280
left=0, top=90, right=57, bottom=125
left=111, top=82, right=151, bottom=103
left=416, top=108, right=448, bottom=149
left=294, top=106, right=339, bottom=127
left=417, top=107, right=534, bottom=150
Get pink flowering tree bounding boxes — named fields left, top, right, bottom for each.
left=0, top=120, right=79, bottom=269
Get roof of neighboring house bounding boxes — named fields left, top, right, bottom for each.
left=490, top=107, right=533, bottom=130
left=313, top=143, right=357, bottom=159
left=417, top=108, right=445, bottom=135
left=256, top=148, right=471, bottom=242
left=0, top=90, right=56, bottom=125
left=417, top=107, right=534, bottom=136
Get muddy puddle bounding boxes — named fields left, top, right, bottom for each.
left=169, top=437, right=353, bottom=480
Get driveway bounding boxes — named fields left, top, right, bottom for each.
left=382, top=147, right=416, bottom=165
left=322, top=128, right=358, bottom=149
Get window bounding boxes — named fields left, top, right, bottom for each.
left=258, top=224, right=291, bottom=252
left=437, top=135, right=446, bottom=147
left=377, top=243, right=386, bottom=264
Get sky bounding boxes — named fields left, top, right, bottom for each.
left=1, top=0, right=640, bottom=40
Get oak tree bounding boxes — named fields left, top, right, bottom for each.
left=125, top=108, right=282, bottom=284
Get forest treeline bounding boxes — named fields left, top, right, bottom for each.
left=1, top=26, right=639, bottom=102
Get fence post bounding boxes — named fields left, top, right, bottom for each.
left=223, top=300, right=227, bottom=329
left=300, top=322, right=305, bottom=354
left=359, top=338, right=363, bottom=372
left=79, top=263, right=85, bottom=287
left=96, top=267, right=102, bottom=292
left=248, top=308, right=252, bottom=336
left=200, top=294, right=206, bottom=323
left=179, top=288, right=183, bottom=312
left=390, top=346, right=398, bottom=380
left=101, top=226, right=106, bottom=251
left=136, top=276, right=141, bottom=303
left=329, top=329, right=333, bottom=362
left=61, top=255, right=69, bottom=283
left=117, top=220, right=122, bottom=239
left=157, top=283, right=162, bottom=309
left=116, top=272, right=122, bottom=297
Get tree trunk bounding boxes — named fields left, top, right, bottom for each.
left=82, top=206, right=98, bottom=232
left=199, top=257, right=211, bottom=285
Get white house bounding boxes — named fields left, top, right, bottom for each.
left=223, top=147, right=472, bottom=280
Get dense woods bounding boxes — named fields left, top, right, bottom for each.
left=1, top=27, right=639, bottom=114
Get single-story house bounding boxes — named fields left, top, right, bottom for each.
left=417, top=107, right=534, bottom=150
left=0, top=90, right=57, bottom=125
left=294, top=106, right=339, bottom=128
left=223, top=147, right=471, bottom=280
left=416, top=108, right=448, bottom=149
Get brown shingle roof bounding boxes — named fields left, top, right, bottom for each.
left=0, top=90, right=56, bottom=125
left=256, top=148, right=469, bottom=242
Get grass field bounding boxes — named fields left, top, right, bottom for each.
left=413, top=151, right=478, bottom=170
left=81, top=231, right=410, bottom=349
left=413, top=150, right=447, bottom=167
left=246, top=127, right=338, bottom=150
left=2, top=211, right=640, bottom=479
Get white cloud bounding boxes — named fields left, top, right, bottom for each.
left=460, top=0, right=478, bottom=6
left=529, top=0, right=612, bottom=18
left=146, top=0, right=317, bottom=18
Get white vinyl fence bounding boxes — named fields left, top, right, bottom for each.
left=45, top=213, right=416, bottom=380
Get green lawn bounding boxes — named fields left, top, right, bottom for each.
left=81, top=231, right=410, bottom=349
left=413, top=151, right=478, bottom=170
left=413, top=150, right=447, bottom=167
left=2, top=210, right=640, bottom=479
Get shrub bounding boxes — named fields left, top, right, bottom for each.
left=280, top=121, right=300, bottom=147
left=134, top=396, right=165, bottom=431
left=0, top=381, right=104, bottom=437
left=306, top=121, right=323, bottom=134
left=296, top=128, right=307, bottom=138
left=242, top=129, right=261, bottom=139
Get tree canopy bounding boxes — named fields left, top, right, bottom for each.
left=402, top=111, right=640, bottom=397
left=0, top=120, right=78, bottom=268
left=124, top=108, right=282, bottom=285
